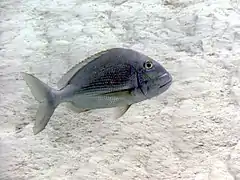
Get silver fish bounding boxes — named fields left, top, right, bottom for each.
left=21, top=48, right=172, bottom=135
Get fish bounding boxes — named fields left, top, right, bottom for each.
left=21, top=47, right=172, bottom=135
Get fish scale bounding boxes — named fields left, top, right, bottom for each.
left=71, top=63, right=136, bottom=89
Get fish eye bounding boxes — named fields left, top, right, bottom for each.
left=144, top=61, right=153, bottom=69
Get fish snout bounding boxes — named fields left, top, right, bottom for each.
left=160, top=71, right=172, bottom=84
left=158, top=72, right=172, bottom=91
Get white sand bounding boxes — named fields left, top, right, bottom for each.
left=1, top=0, right=240, bottom=179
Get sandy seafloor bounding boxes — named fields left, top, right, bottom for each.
left=1, top=0, right=240, bottom=179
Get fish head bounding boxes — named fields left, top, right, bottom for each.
left=136, top=58, right=172, bottom=99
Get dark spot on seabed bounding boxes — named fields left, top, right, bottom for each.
left=15, top=122, right=30, bottom=133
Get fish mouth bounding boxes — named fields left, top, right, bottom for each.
left=158, top=72, right=172, bottom=89
left=159, top=79, right=172, bottom=88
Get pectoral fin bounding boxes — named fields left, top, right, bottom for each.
left=114, top=105, right=131, bottom=119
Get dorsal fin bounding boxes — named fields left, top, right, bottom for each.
left=57, top=49, right=109, bottom=89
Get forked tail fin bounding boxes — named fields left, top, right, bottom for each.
left=21, top=72, right=60, bottom=135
